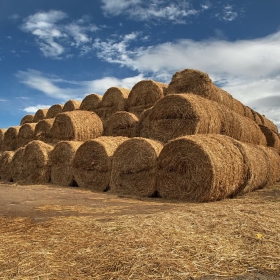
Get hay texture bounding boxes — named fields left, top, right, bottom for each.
left=2, top=126, right=20, bottom=151
left=20, top=114, right=34, bottom=125
left=0, top=151, right=14, bottom=182
left=46, top=104, right=63, bottom=118
left=51, top=111, right=103, bottom=142
left=157, top=134, right=246, bottom=202
left=72, top=136, right=127, bottom=191
left=50, top=141, right=82, bottom=186
left=111, top=137, right=163, bottom=197
left=17, top=123, right=36, bottom=148
left=136, top=108, right=152, bottom=138
left=251, top=110, right=263, bottom=125
left=10, top=147, right=25, bottom=182
left=80, top=93, right=102, bottom=111
left=0, top=129, right=6, bottom=150
left=62, top=100, right=81, bottom=112
left=34, top=118, right=55, bottom=144
left=127, top=80, right=167, bottom=117
left=259, top=115, right=278, bottom=133
left=259, top=125, right=280, bottom=151
left=95, top=87, right=130, bottom=120
left=33, top=108, right=48, bottom=122
left=20, top=140, right=53, bottom=184
left=103, top=111, right=139, bottom=138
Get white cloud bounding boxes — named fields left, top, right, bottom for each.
left=0, top=99, right=7, bottom=102
left=219, top=5, right=238, bottom=21
left=23, top=105, right=51, bottom=113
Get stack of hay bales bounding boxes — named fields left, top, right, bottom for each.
left=80, top=93, right=102, bottom=112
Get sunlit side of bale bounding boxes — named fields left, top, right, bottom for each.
left=46, top=104, right=63, bottom=118
left=20, top=114, right=34, bottom=125
left=33, top=108, right=48, bottom=122
left=80, top=93, right=102, bottom=111
left=62, top=100, right=81, bottom=112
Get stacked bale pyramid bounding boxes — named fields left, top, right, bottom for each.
left=1, top=69, right=279, bottom=202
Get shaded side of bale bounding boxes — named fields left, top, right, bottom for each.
left=251, top=110, right=263, bottom=125
left=259, top=125, right=280, bottom=151
left=62, top=100, right=81, bottom=112
left=243, top=106, right=254, bottom=120
left=127, top=80, right=167, bottom=117
left=72, top=136, right=128, bottom=191
left=20, top=114, right=34, bottom=125
left=17, top=123, right=37, bottom=148
left=80, top=94, right=102, bottom=111
left=156, top=134, right=245, bottom=202
left=2, top=126, right=20, bottom=151
left=34, top=118, right=55, bottom=144
left=33, top=109, right=49, bottom=122
left=0, top=129, right=7, bottom=150
left=20, top=140, right=53, bottom=184
left=0, top=151, right=14, bottom=182
left=111, top=137, right=163, bottom=197
left=95, top=87, right=130, bottom=120
left=135, top=108, right=152, bottom=138
left=11, top=147, right=25, bottom=182
left=259, top=115, right=278, bottom=133
left=46, top=104, right=63, bottom=118
left=50, top=141, right=83, bottom=186
left=50, top=111, right=103, bottom=142
left=103, top=111, right=139, bottom=138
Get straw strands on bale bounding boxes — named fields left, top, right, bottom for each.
left=259, top=125, right=280, bottom=151
left=80, top=93, right=102, bottom=111
left=20, top=140, right=53, bottom=184
left=111, top=137, right=163, bottom=197
left=72, top=136, right=127, bottom=191
left=17, top=123, right=36, bottom=148
left=34, top=119, right=55, bottom=144
left=0, top=129, right=6, bottom=150
left=95, top=87, right=130, bottom=120
left=136, top=108, right=152, bottom=138
left=127, top=80, right=168, bottom=117
left=50, top=111, right=103, bottom=142
left=0, top=151, right=14, bottom=182
left=2, top=126, right=20, bottom=151
left=20, top=114, right=34, bottom=125
left=33, top=108, right=48, bottom=122
left=50, top=141, right=82, bottom=186
left=259, top=115, right=278, bottom=133
left=10, top=147, right=25, bottom=182
left=251, top=110, right=263, bottom=125
left=156, top=134, right=246, bottom=202
left=104, top=111, right=139, bottom=138
left=46, top=104, right=63, bottom=119
left=62, top=100, right=81, bottom=112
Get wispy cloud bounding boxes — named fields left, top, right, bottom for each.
left=23, top=105, right=51, bottom=113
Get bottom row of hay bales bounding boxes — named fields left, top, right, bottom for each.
left=0, top=135, right=280, bottom=202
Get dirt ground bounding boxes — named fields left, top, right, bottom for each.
left=0, top=183, right=280, bottom=280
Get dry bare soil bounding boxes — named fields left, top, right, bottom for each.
left=0, top=182, right=280, bottom=280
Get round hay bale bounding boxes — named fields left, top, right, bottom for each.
left=34, top=118, right=55, bottom=144
left=127, top=80, right=167, bottom=117
left=50, top=111, right=103, bottom=142
left=95, top=87, right=130, bottom=120
left=72, top=136, right=127, bottom=191
left=232, top=98, right=245, bottom=116
left=20, top=114, right=34, bottom=125
left=0, top=151, right=14, bottom=182
left=244, top=106, right=254, bottom=120
left=135, top=108, right=152, bottom=138
left=103, top=111, right=139, bottom=138
left=17, top=123, right=36, bottom=148
left=0, top=128, right=7, bottom=150
left=11, top=147, right=25, bottom=182
left=50, top=141, right=82, bottom=186
left=2, top=126, right=20, bottom=151
left=80, top=93, right=102, bottom=111
left=111, top=137, right=163, bottom=197
left=46, top=104, right=63, bottom=118
left=260, top=115, right=278, bottom=133
left=62, top=100, right=81, bottom=112
left=251, top=110, right=263, bottom=125
left=156, top=134, right=246, bottom=202
left=259, top=125, right=280, bottom=151
left=33, top=108, right=49, bottom=122
left=20, top=140, right=53, bottom=184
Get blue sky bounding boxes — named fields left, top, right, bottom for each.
left=1, top=0, right=280, bottom=129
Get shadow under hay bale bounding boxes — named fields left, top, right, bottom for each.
left=111, top=137, right=163, bottom=197
left=34, top=118, right=55, bottom=144
left=2, top=126, right=20, bottom=151
left=50, top=111, right=103, bottom=142
left=127, top=80, right=167, bottom=117
left=62, top=100, right=81, bottom=112
left=80, top=93, right=102, bottom=111
left=0, top=151, right=14, bottom=182
left=72, top=136, right=127, bottom=191
left=95, top=87, right=130, bottom=120
left=20, top=114, right=34, bottom=125
left=20, top=140, right=53, bottom=184
left=259, top=125, right=280, bottom=151
left=11, top=147, right=25, bottom=182
left=0, top=129, right=7, bottom=151
left=103, top=111, right=139, bottom=138
left=46, top=104, right=63, bottom=119
left=33, top=108, right=49, bottom=122
left=156, top=134, right=246, bottom=202
left=17, top=123, right=36, bottom=148
left=50, top=141, right=83, bottom=186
